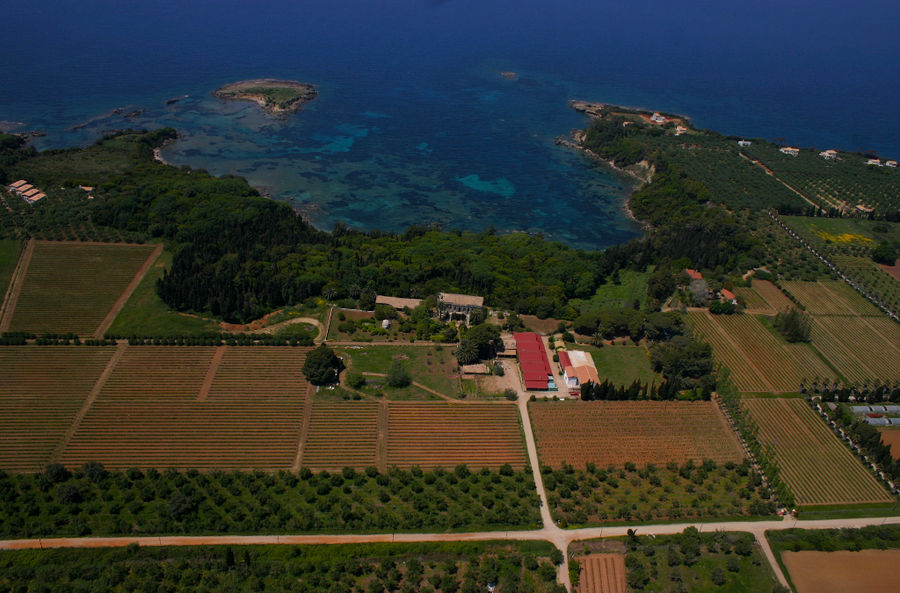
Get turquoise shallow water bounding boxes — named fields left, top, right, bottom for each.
left=2, top=1, right=899, bottom=249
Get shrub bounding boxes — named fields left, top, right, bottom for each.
left=386, top=360, right=411, bottom=388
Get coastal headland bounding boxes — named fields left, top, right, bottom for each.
left=213, top=79, right=317, bottom=115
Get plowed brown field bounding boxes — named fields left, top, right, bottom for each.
left=0, top=346, right=115, bottom=471
left=386, top=402, right=527, bottom=469
left=59, top=346, right=308, bottom=470
left=530, top=400, right=745, bottom=468
left=783, top=549, right=900, bottom=593
left=578, top=554, right=626, bottom=593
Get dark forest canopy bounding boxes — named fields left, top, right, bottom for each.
left=1, top=128, right=760, bottom=322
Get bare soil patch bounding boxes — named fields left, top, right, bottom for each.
left=879, top=428, right=900, bottom=460
left=783, top=549, right=900, bottom=593
left=521, top=315, right=563, bottom=335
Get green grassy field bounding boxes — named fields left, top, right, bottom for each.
left=579, top=344, right=662, bottom=386
left=569, top=269, right=651, bottom=312
left=107, top=249, right=219, bottom=337
left=0, top=238, right=21, bottom=303
left=339, top=344, right=462, bottom=399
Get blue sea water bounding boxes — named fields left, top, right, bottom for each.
left=2, top=0, right=899, bottom=250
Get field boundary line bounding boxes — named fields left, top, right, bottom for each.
left=702, top=311, right=775, bottom=392
left=0, top=238, right=35, bottom=333
left=291, top=391, right=315, bottom=472
left=376, top=401, right=388, bottom=472
left=94, top=243, right=163, bottom=338
left=50, top=342, right=128, bottom=463
left=196, top=346, right=227, bottom=401
left=810, top=317, right=880, bottom=378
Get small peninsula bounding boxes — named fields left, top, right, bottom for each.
left=213, top=79, right=317, bottom=115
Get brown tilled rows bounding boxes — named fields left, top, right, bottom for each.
left=208, top=346, right=312, bottom=398
left=0, top=346, right=115, bottom=471
left=59, top=346, right=306, bottom=470
left=301, top=401, right=379, bottom=470
left=578, top=554, right=626, bottom=593
left=386, top=402, right=527, bottom=469
left=530, top=400, right=745, bottom=469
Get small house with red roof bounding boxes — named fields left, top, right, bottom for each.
left=685, top=269, right=703, bottom=281
left=558, top=350, right=600, bottom=395
left=720, top=289, right=738, bottom=305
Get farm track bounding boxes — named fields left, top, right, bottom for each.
left=0, top=237, right=34, bottom=333
left=744, top=399, right=891, bottom=505
left=6, top=241, right=158, bottom=335
left=94, top=243, right=163, bottom=338
left=0, top=346, right=115, bottom=472
left=55, top=346, right=310, bottom=470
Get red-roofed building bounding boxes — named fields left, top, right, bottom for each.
left=514, top=332, right=553, bottom=390
left=721, top=289, right=738, bottom=305
left=685, top=269, right=703, bottom=281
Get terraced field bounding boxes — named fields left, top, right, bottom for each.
left=5, top=241, right=158, bottom=335
left=386, top=402, right=527, bottom=469
left=529, top=400, right=745, bottom=468
left=59, top=346, right=308, bottom=470
left=301, top=401, right=380, bottom=470
left=0, top=346, right=115, bottom=471
left=743, top=398, right=891, bottom=505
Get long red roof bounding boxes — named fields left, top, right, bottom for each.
left=514, top=332, right=551, bottom=389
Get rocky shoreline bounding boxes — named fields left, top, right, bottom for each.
left=213, top=79, right=317, bottom=115
left=557, top=100, right=666, bottom=229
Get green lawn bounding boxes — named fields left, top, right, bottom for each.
left=579, top=344, right=662, bottom=386
left=339, top=344, right=462, bottom=399
left=0, top=239, right=21, bottom=304
left=107, top=249, right=219, bottom=337
left=570, top=269, right=652, bottom=312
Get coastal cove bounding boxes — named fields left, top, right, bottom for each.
left=3, top=1, right=900, bottom=250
